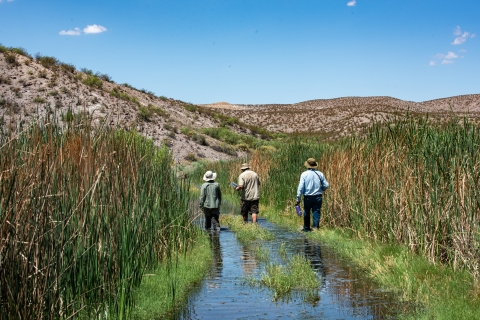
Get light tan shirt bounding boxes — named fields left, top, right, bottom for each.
left=238, top=170, right=261, bottom=201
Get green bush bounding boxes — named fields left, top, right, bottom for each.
left=80, top=68, right=93, bottom=75
left=5, top=53, right=18, bottom=66
left=138, top=106, right=153, bottom=121
left=82, top=75, right=103, bottom=89
left=183, top=103, right=198, bottom=112
left=60, top=63, right=76, bottom=73
left=10, top=47, right=32, bottom=59
left=35, top=54, right=58, bottom=69
left=184, top=152, right=197, bottom=162
left=33, top=97, right=46, bottom=104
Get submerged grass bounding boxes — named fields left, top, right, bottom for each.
left=253, top=255, right=320, bottom=301
left=221, top=214, right=274, bottom=243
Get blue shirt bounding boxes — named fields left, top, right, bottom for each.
left=296, top=169, right=329, bottom=201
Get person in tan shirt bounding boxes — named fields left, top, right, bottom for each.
left=235, top=163, right=261, bottom=223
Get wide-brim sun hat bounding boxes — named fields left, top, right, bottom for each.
left=203, top=170, right=217, bottom=181
left=304, top=158, right=318, bottom=169
left=240, top=163, right=250, bottom=170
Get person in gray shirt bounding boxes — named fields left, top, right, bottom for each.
left=200, top=170, right=222, bottom=230
left=235, top=163, right=261, bottom=223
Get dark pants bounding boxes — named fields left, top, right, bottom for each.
left=303, top=195, right=322, bottom=230
left=203, top=207, right=220, bottom=230
left=240, top=199, right=259, bottom=222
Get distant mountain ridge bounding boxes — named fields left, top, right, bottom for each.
left=202, top=94, right=480, bottom=136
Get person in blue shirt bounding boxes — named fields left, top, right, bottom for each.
left=296, top=158, right=329, bottom=232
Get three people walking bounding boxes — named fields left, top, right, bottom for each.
left=296, top=158, right=329, bottom=232
left=201, top=157, right=327, bottom=232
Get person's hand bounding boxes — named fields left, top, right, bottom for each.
left=295, top=200, right=299, bottom=206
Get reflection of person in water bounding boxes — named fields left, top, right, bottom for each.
left=303, top=238, right=326, bottom=285
left=208, top=231, right=223, bottom=278
left=240, top=246, right=257, bottom=275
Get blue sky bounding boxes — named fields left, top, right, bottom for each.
left=1, top=0, right=478, bottom=104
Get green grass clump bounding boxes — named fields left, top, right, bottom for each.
left=35, top=54, right=59, bottom=69
left=33, top=96, right=46, bottom=103
left=221, top=215, right=274, bottom=243
left=257, top=255, right=320, bottom=301
left=82, top=74, right=103, bottom=88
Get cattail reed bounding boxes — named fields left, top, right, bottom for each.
left=196, top=116, right=480, bottom=279
left=0, top=113, right=198, bottom=318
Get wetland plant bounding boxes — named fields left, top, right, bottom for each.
left=0, top=114, right=198, bottom=319
left=255, top=255, right=320, bottom=301
left=221, top=214, right=274, bottom=243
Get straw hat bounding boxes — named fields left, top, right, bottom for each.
left=203, top=170, right=217, bottom=181
left=304, top=158, right=318, bottom=169
left=240, top=163, right=250, bottom=170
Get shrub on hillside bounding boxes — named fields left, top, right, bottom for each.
left=35, top=54, right=59, bottom=69
left=60, top=63, right=76, bottom=73
left=10, top=47, right=32, bottom=59
left=210, top=144, right=237, bottom=156
left=4, top=53, right=19, bottom=66
left=82, top=75, right=103, bottom=89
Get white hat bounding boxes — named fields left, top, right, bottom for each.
left=203, top=170, right=217, bottom=181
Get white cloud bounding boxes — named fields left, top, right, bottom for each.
left=454, top=26, right=462, bottom=36
left=83, top=24, right=107, bottom=34
left=59, top=24, right=107, bottom=36
left=444, top=51, right=458, bottom=59
left=459, top=49, right=467, bottom=53
left=59, top=28, right=81, bottom=36
left=347, top=0, right=356, bottom=6
left=432, top=51, right=458, bottom=65
left=452, top=27, right=475, bottom=45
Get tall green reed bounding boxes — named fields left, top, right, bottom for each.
left=0, top=114, right=198, bottom=318
left=261, top=116, right=480, bottom=278
left=194, top=116, right=480, bottom=278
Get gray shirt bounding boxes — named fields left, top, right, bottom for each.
left=199, top=181, right=222, bottom=209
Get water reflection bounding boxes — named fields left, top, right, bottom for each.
left=174, top=215, right=417, bottom=320
left=239, top=246, right=257, bottom=276
left=208, top=231, right=223, bottom=279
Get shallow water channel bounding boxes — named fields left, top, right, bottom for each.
left=173, top=204, right=414, bottom=319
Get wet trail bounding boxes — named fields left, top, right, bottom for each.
left=174, top=204, right=413, bottom=319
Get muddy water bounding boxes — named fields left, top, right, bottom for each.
left=175, top=205, right=414, bottom=319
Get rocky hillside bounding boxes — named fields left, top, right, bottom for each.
left=0, top=47, right=256, bottom=163
left=2, top=46, right=480, bottom=161
left=203, top=95, right=480, bottom=138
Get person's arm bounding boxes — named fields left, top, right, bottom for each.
left=218, top=184, right=222, bottom=206
left=199, top=184, right=206, bottom=208
left=236, top=174, right=244, bottom=190
left=296, top=173, right=305, bottom=205
left=320, top=173, right=329, bottom=191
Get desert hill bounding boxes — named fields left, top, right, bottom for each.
left=1, top=46, right=480, bottom=162
left=202, top=94, right=480, bottom=137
